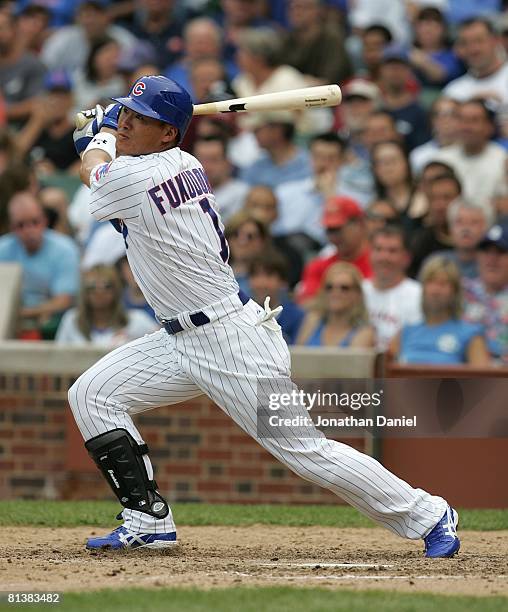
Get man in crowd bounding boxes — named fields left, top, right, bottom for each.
left=358, top=23, right=393, bottom=82
left=0, top=9, right=46, bottom=123
left=0, top=191, right=79, bottom=339
left=193, top=135, right=249, bottom=222
left=444, top=18, right=508, bottom=106
left=244, top=184, right=307, bottom=288
left=409, top=172, right=462, bottom=277
left=361, top=110, right=401, bottom=154
left=240, top=111, right=310, bottom=189
left=282, top=0, right=351, bottom=84
left=363, top=224, right=422, bottom=351
left=427, top=199, right=492, bottom=280
left=248, top=248, right=304, bottom=345
left=463, top=223, right=508, bottom=364
left=272, top=132, right=373, bottom=246
left=378, top=43, right=431, bottom=151
left=165, top=17, right=237, bottom=99
left=338, top=79, right=381, bottom=160
left=434, top=99, right=507, bottom=212
left=297, top=196, right=372, bottom=303
left=127, top=0, right=183, bottom=69
left=410, top=97, right=460, bottom=175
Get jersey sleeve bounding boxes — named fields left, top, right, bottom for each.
left=88, top=157, right=156, bottom=223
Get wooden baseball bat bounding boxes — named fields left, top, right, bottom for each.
left=75, top=84, right=342, bottom=128
left=192, top=84, right=342, bottom=115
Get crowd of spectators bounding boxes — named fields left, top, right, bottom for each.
left=0, top=0, right=508, bottom=367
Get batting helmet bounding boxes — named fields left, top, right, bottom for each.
left=112, top=75, right=193, bottom=144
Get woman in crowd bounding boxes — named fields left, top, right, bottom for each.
left=72, top=37, right=125, bottom=112
left=409, top=7, right=463, bottom=97
left=55, top=265, right=158, bottom=346
left=390, top=257, right=490, bottom=365
left=296, top=262, right=376, bottom=348
left=115, top=255, right=157, bottom=322
left=225, top=210, right=269, bottom=295
left=371, top=140, right=426, bottom=230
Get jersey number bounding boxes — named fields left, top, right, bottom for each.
left=199, top=197, right=229, bottom=263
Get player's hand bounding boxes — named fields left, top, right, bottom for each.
left=74, top=103, right=122, bottom=156
left=73, top=104, right=104, bottom=155
left=101, top=103, right=122, bottom=131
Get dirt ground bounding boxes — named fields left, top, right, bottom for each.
left=0, top=526, right=507, bottom=597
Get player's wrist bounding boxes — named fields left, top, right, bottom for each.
left=83, top=132, right=117, bottom=160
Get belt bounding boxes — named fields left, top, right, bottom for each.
left=162, top=290, right=249, bottom=335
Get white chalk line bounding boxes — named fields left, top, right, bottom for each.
left=230, top=572, right=472, bottom=581
left=258, top=563, right=394, bottom=569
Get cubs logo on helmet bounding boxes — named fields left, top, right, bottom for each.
left=132, top=81, right=146, bottom=96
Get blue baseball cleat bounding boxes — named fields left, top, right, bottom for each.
left=424, top=505, right=460, bottom=558
left=86, top=526, right=177, bottom=550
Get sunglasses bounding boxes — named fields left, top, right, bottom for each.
left=85, top=282, right=115, bottom=291
left=325, top=283, right=356, bottom=293
left=12, top=218, right=43, bottom=231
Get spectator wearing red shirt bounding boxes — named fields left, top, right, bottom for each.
left=296, top=196, right=372, bottom=304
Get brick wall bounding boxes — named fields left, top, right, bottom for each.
left=0, top=372, right=368, bottom=504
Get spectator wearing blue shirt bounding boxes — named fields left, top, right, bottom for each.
left=297, top=262, right=376, bottom=348
left=164, top=17, right=238, bottom=101
left=391, top=256, right=490, bottom=365
left=409, top=8, right=464, bottom=95
left=126, top=0, right=183, bottom=69
left=240, top=111, right=311, bottom=190
left=273, top=132, right=374, bottom=246
left=248, top=249, right=304, bottom=345
left=0, top=191, right=80, bottom=339
left=378, top=43, right=431, bottom=151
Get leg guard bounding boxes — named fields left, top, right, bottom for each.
left=85, top=428, right=169, bottom=519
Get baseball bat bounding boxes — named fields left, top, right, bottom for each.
left=192, top=84, right=342, bottom=115
left=75, top=84, right=342, bottom=128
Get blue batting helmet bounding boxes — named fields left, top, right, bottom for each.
left=112, top=75, right=193, bottom=144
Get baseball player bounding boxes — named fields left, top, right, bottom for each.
left=68, top=75, right=459, bottom=557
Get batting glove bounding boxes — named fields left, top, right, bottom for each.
left=73, top=104, right=104, bottom=156
left=73, top=103, right=122, bottom=156
left=101, top=103, right=122, bottom=131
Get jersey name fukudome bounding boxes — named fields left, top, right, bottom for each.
left=148, top=167, right=212, bottom=211
left=89, top=148, right=239, bottom=319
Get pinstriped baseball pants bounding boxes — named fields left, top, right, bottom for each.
left=68, top=299, right=446, bottom=539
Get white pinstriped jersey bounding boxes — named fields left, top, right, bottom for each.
left=89, top=148, right=239, bottom=319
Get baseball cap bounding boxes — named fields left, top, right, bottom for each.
left=381, top=43, right=410, bottom=64
left=478, top=223, right=508, bottom=251
left=44, top=70, right=73, bottom=92
left=344, top=79, right=381, bottom=102
left=323, top=196, right=364, bottom=228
